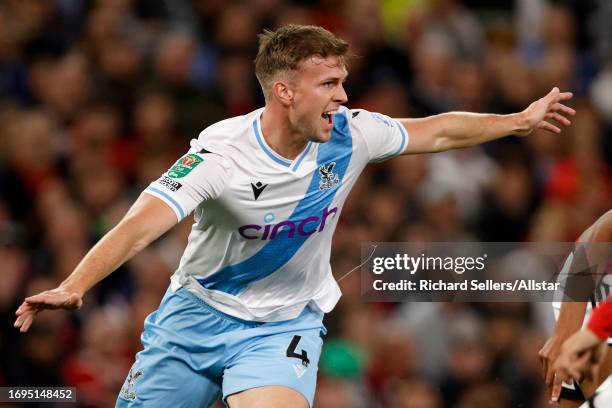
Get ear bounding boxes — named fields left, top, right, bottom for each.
left=271, top=80, right=293, bottom=106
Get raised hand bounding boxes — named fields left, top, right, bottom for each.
left=14, top=288, right=83, bottom=333
left=515, top=87, right=576, bottom=136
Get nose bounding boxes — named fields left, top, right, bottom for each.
left=334, top=84, right=348, bottom=104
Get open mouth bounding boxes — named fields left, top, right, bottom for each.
left=321, top=111, right=335, bottom=126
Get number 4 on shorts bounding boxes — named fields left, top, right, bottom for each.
left=286, top=335, right=310, bottom=367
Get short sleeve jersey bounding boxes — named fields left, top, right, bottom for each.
left=145, top=106, right=408, bottom=321
left=553, top=251, right=612, bottom=343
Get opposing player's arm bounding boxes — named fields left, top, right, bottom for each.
left=396, top=87, right=575, bottom=154
left=542, top=210, right=612, bottom=401
left=14, top=194, right=177, bottom=332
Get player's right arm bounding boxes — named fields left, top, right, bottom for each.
left=15, top=144, right=230, bottom=333
left=14, top=193, right=177, bottom=332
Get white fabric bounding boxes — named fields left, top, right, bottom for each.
left=144, top=106, right=408, bottom=321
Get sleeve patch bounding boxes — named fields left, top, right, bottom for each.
left=158, top=176, right=183, bottom=192
left=167, top=154, right=203, bottom=178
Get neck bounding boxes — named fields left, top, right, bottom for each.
left=260, top=104, right=308, bottom=160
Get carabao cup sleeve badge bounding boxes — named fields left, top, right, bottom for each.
left=167, top=154, right=203, bottom=178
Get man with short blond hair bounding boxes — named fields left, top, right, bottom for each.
left=15, top=24, right=575, bottom=407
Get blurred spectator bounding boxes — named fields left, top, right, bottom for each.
left=0, top=1, right=609, bottom=407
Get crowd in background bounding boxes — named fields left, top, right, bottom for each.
left=0, top=0, right=611, bottom=407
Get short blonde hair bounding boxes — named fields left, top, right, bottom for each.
left=254, top=25, right=349, bottom=99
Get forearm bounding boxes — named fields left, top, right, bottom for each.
left=431, top=112, right=526, bottom=151
left=438, top=112, right=524, bottom=150
left=556, top=301, right=588, bottom=337
left=400, top=87, right=573, bottom=154
left=60, top=217, right=156, bottom=296
left=400, top=112, right=526, bottom=153
left=59, top=194, right=177, bottom=297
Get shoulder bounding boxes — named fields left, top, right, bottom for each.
left=193, top=108, right=263, bottom=155
left=346, top=108, right=396, bottom=129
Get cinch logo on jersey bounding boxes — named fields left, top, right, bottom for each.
left=238, top=206, right=338, bottom=240
left=167, top=154, right=203, bottom=178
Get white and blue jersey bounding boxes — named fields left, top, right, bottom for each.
left=144, top=106, right=408, bottom=322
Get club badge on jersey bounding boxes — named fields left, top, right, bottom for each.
left=318, top=162, right=339, bottom=190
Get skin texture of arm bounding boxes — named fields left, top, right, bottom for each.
left=14, top=193, right=177, bottom=333
left=397, top=87, right=575, bottom=154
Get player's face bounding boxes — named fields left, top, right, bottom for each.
left=289, top=55, right=348, bottom=143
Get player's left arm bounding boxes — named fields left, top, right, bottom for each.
left=396, top=87, right=575, bottom=154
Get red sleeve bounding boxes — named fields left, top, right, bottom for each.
left=587, top=297, right=612, bottom=340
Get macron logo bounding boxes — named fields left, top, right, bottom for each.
left=251, top=181, right=268, bottom=200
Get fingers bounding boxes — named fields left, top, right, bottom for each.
left=24, top=290, right=83, bottom=310
left=550, top=373, right=564, bottom=402
left=539, top=356, right=546, bottom=379
left=546, top=112, right=572, bottom=126
left=539, top=351, right=548, bottom=380
left=15, top=301, right=31, bottom=316
left=537, top=120, right=562, bottom=134
left=19, top=314, right=34, bottom=333
left=14, top=309, right=38, bottom=333
left=546, top=87, right=573, bottom=103
left=545, top=360, right=555, bottom=389
left=25, top=292, right=56, bottom=306
left=547, top=87, right=560, bottom=100
left=552, top=103, right=576, bottom=116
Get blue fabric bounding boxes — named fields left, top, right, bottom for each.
left=198, top=112, right=353, bottom=295
left=116, top=288, right=326, bottom=407
left=291, top=142, right=312, bottom=172
left=252, top=119, right=291, bottom=167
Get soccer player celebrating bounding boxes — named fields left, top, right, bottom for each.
left=541, top=210, right=612, bottom=407
left=15, top=25, right=575, bottom=407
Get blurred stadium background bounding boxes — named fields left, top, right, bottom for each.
left=0, top=0, right=611, bottom=407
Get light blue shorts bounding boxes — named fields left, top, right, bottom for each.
left=116, top=287, right=326, bottom=407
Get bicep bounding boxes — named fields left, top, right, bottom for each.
left=352, top=110, right=409, bottom=161
left=120, top=193, right=179, bottom=245
left=397, top=117, right=444, bottom=154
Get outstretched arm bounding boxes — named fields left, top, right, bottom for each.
left=398, top=87, right=575, bottom=154
left=14, top=193, right=177, bottom=332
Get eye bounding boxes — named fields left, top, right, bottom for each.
left=323, top=81, right=335, bottom=88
